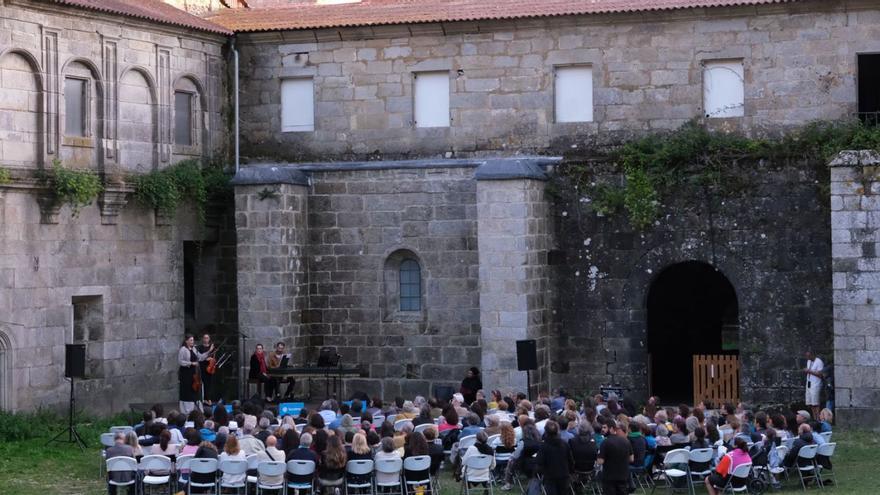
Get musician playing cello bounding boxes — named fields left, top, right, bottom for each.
left=268, top=341, right=295, bottom=401
left=196, top=330, right=217, bottom=406
left=178, top=334, right=210, bottom=414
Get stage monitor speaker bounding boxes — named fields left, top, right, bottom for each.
left=516, top=339, right=537, bottom=371
left=317, top=347, right=340, bottom=367
left=65, top=344, right=86, bottom=379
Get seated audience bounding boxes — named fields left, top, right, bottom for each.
left=706, top=437, right=751, bottom=495
left=219, top=435, right=247, bottom=487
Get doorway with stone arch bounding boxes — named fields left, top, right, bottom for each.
left=647, top=261, right=739, bottom=404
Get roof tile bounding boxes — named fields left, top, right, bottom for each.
left=50, top=0, right=232, bottom=35
left=206, top=0, right=796, bottom=33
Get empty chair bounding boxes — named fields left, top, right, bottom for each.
left=219, top=458, right=248, bottom=495
left=140, top=455, right=173, bottom=495
left=394, top=419, right=414, bottom=432
left=816, top=442, right=837, bottom=487
left=658, top=448, right=691, bottom=494
left=287, top=459, right=317, bottom=495
left=722, top=462, right=753, bottom=493
left=461, top=454, right=494, bottom=495
left=403, top=455, right=431, bottom=495
left=176, top=454, right=195, bottom=491
left=793, top=444, right=820, bottom=490
left=256, top=461, right=287, bottom=494
left=106, top=456, right=138, bottom=494
left=188, top=457, right=219, bottom=495
left=375, top=457, right=404, bottom=495
left=346, top=459, right=374, bottom=495
left=245, top=454, right=261, bottom=492
left=688, top=448, right=714, bottom=486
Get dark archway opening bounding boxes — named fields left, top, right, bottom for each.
left=647, top=261, right=739, bottom=404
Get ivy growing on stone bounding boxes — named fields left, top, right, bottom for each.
left=36, top=159, right=104, bottom=216
left=133, top=159, right=231, bottom=224
left=568, top=119, right=880, bottom=229
left=0, top=168, right=10, bottom=185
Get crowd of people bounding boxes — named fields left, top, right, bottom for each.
left=109, top=386, right=836, bottom=495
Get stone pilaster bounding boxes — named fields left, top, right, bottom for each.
left=232, top=167, right=310, bottom=368
left=476, top=159, right=552, bottom=396
left=830, top=150, right=880, bottom=428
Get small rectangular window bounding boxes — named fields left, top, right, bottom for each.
left=413, top=71, right=450, bottom=128
left=64, top=78, right=85, bottom=136
left=399, top=259, right=421, bottom=312
left=174, top=91, right=193, bottom=146
left=858, top=54, right=880, bottom=125
left=703, top=60, right=745, bottom=118
left=555, top=66, right=593, bottom=123
left=281, top=78, right=315, bottom=132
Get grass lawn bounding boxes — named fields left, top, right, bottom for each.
left=0, top=418, right=874, bottom=495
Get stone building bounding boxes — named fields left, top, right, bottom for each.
left=1, top=0, right=879, bottom=426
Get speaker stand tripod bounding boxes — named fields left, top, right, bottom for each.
left=48, top=377, right=87, bottom=451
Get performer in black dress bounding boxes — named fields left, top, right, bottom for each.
left=178, top=334, right=208, bottom=414
left=196, top=331, right=216, bottom=405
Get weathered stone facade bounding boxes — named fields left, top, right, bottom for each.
left=830, top=150, right=880, bottom=426
left=0, top=0, right=232, bottom=412
left=236, top=1, right=874, bottom=162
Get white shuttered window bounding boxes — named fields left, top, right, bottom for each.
left=555, top=66, right=593, bottom=123
left=703, top=60, right=745, bottom=118
left=281, top=78, right=315, bottom=132
left=414, top=72, right=450, bottom=128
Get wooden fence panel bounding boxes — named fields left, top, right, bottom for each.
left=693, top=354, right=740, bottom=406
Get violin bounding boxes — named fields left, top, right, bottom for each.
left=206, top=355, right=218, bottom=375
left=192, top=360, right=202, bottom=392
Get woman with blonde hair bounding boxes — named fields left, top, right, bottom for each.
left=818, top=409, right=833, bottom=432
left=124, top=430, right=143, bottom=458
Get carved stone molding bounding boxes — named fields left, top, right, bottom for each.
left=36, top=193, right=61, bottom=224
left=98, top=183, right=131, bottom=225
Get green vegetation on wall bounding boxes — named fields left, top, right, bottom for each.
left=35, top=160, right=104, bottom=216
left=564, top=119, right=880, bottom=229
left=133, top=159, right=232, bottom=223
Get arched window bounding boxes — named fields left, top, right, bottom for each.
left=399, top=259, right=421, bottom=311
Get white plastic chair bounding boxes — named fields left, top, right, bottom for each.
left=256, top=460, right=287, bottom=494
left=688, top=448, right=714, bottom=485
left=140, top=455, right=173, bottom=495
left=287, top=459, right=316, bottom=494
left=219, top=458, right=248, bottom=494
left=659, top=448, right=691, bottom=494
left=188, top=457, right=219, bottom=495
left=176, top=454, right=195, bottom=490
left=106, top=456, right=138, bottom=494
left=414, top=423, right=434, bottom=435
left=386, top=414, right=398, bottom=424
left=461, top=454, right=494, bottom=495
left=403, top=455, right=431, bottom=495
left=794, top=444, right=820, bottom=490
left=819, top=431, right=832, bottom=443
left=375, top=457, right=404, bottom=495
left=486, top=434, right=501, bottom=448
left=394, top=419, right=414, bottom=432
left=458, top=435, right=477, bottom=452
left=245, top=454, right=261, bottom=490
left=816, top=442, right=836, bottom=486
left=99, top=432, right=115, bottom=477
left=373, top=415, right=386, bottom=428
left=346, top=459, right=374, bottom=495
left=722, top=462, right=752, bottom=493
left=111, top=426, right=134, bottom=434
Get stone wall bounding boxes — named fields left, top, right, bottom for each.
left=548, top=157, right=833, bottom=405
left=0, top=1, right=232, bottom=412
left=830, top=150, right=880, bottom=428
left=237, top=0, right=871, bottom=162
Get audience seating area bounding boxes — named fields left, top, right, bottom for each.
left=100, top=391, right=839, bottom=494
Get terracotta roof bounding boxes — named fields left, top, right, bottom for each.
left=49, top=0, right=233, bottom=35
left=205, top=0, right=797, bottom=33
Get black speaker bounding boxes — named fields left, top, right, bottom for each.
left=516, top=339, right=537, bottom=371
left=65, top=344, right=86, bottom=379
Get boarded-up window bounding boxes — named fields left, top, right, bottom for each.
left=174, top=91, right=193, bottom=146
left=555, top=66, right=593, bottom=123
left=414, top=71, right=450, bottom=128
left=703, top=60, right=744, bottom=118
left=64, top=78, right=86, bottom=136
left=399, top=259, right=421, bottom=311
left=281, top=78, right=315, bottom=132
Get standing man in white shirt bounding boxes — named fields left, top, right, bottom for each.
left=803, top=351, right=824, bottom=420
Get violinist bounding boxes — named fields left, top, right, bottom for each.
left=196, top=331, right=217, bottom=405
left=178, top=334, right=209, bottom=414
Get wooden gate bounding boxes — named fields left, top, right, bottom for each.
left=693, top=355, right=740, bottom=406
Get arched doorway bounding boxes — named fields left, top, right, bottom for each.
left=647, top=261, right=739, bottom=404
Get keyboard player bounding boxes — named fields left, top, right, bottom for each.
left=268, top=341, right=295, bottom=401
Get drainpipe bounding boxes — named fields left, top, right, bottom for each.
left=231, top=37, right=240, bottom=174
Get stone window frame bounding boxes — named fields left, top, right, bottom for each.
left=552, top=63, right=595, bottom=124
left=172, top=75, right=204, bottom=157
left=383, top=248, right=426, bottom=322
left=700, top=57, right=746, bottom=120
left=62, top=75, right=93, bottom=147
